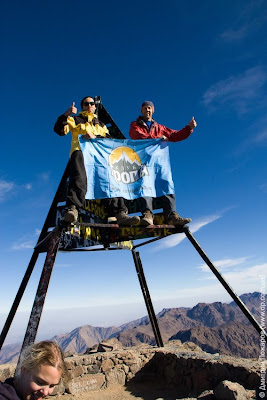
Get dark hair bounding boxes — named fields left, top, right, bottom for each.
left=80, top=96, right=95, bottom=109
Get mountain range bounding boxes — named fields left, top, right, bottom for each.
left=0, top=292, right=264, bottom=364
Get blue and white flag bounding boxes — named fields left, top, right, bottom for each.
left=79, top=137, right=175, bottom=200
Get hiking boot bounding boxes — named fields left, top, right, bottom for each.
left=64, top=205, right=78, bottom=223
left=167, top=211, right=191, bottom=226
left=140, top=210, right=154, bottom=226
left=115, top=211, right=140, bottom=226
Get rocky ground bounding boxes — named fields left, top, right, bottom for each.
left=1, top=340, right=259, bottom=400
left=53, top=382, right=256, bottom=400
left=54, top=384, right=183, bottom=400
left=54, top=385, right=144, bottom=400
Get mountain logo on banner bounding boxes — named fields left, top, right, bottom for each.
left=109, top=146, right=149, bottom=184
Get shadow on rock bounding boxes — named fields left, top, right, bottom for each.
left=125, top=351, right=258, bottom=400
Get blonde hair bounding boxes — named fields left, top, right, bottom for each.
left=16, top=341, right=68, bottom=379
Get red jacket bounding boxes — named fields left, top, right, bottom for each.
left=129, top=117, right=193, bottom=142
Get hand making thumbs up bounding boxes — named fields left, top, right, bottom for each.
left=64, top=102, right=77, bottom=117
left=188, top=116, right=197, bottom=129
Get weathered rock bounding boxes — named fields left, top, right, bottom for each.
left=183, top=341, right=203, bottom=352
left=105, top=368, right=125, bottom=387
left=82, top=355, right=93, bottom=365
left=214, top=380, right=250, bottom=399
left=87, top=364, right=100, bottom=374
left=0, top=343, right=259, bottom=399
left=84, top=343, right=98, bottom=354
left=50, top=379, right=65, bottom=396
left=126, top=371, right=134, bottom=382
left=99, top=338, right=123, bottom=351
left=122, top=364, right=129, bottom=374
left=64, top=359, right=75, bottom=370
left=197, top=389, right=215, bottom=399
left=74, top=357, right=84, bottom=366
left=246, top=389, right=256, bottom=399
left=127, top=356, right=142, bottom=375
left=192, top=368, right=210, bottom=395
left=69, top=364, right=84, bottom=378
left=67, top=373, right=105, bottom=394
left=84, top=338, right=123, bottom=354
left=101, top=359, right=114, bottom=372
left=63, top=350, right=76, bottom=358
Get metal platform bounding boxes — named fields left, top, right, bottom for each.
left=1, top=100, right=266, bottom=363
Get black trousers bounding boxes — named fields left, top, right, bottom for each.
left=139, top=194, right=176, bottom=217
left=67, top=150, right=87, bottom=209
left=105, top=197, right=128, bottom=215
left=67, top=150, right=128, bottom=215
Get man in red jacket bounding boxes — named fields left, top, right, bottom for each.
left=129, top=101, right=197, bottom=226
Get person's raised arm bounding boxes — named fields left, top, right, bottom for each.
left=162, top=117, right=197, bottom=142
left=188, top=116, right=197, bottom=129
left=64, top=102, right=77, bottom=117
left=54, top=102, right=77, bottom=136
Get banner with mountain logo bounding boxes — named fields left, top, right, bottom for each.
left=79, top=137, right=175, bottom=200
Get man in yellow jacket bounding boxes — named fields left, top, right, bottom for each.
left=54, top=96, right=139, bottom=226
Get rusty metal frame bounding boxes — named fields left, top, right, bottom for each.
left=17, top=227, right=63, bottom=364
left=1, top=101, right=266, bottom=360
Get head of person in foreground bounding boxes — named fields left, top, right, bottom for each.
left=14, top=341, right=68, bottom=400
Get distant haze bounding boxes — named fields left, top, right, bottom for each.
left=1, top=289, right=240, bottom=345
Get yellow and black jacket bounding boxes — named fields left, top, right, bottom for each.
left=54, top=111, right=109, bottom=156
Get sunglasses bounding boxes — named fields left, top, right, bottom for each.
left=83, top=101, right=95, bottom=106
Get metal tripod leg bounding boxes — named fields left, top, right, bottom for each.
left=0, top=164, right=70, bottom=351
left=17, top=227, right=63, bottom=366
left=132, top=250, right=164, bottom=347
left=184, top=228, right=267, bottom=340
left=0, top=251, right=39, bottom=350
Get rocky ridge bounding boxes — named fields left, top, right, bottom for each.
left=0, top=339, right=261, bottom=399
left=0, top=292, right=264, bottom=364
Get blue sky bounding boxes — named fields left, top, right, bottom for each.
left=0, top=0, right=266, bottom=344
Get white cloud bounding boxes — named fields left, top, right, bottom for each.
left=38, top=172, right=50, bottom=182
left=24, top=183, right=32, bottom=190
left=220, top=27, right=248, bottom=42
left=252, top=129, right=267, bottom=144
left=202, top=66, right=266, bottom=114
left=220, top=1, right=267, bottom=42
left=152, top=283, right=233, bottom=305
left=157, top=232, right=186, bottom=249
left=234, top=121, right=267, bottom=155
left=11, top=241, right=34, bottom=250
left=224, top=263, right=267, bottom=281
left=55, top=263, right=73, bottom=268
left=0, top=179, right=15, bottom=201
left=10, top=231, right=40, bottom=250
left=11, top=226, right=54, bottom=250
left=198, top=256, right=248, bottom=272
left=0, top=179, right=34, bottom=201
left=209, top=263, right=267, bottom=290
left=154, top=212, right=222, bottom=250
left=198, top=260, right=267, bottom=288
left=151, top=263, right=267, bottom=308
left=190, top=214, right=222, bottom=232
